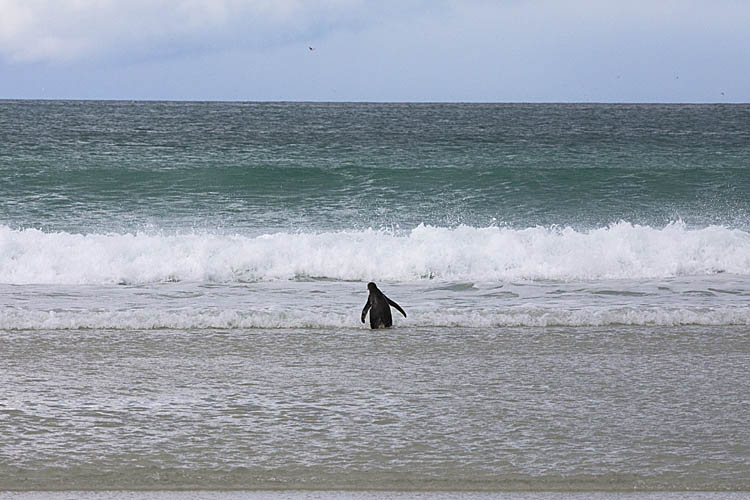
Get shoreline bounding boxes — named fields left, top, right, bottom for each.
left=1, top=489, right=749, bottom=500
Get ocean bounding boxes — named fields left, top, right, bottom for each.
left=1, top=101, right=749, bottom=495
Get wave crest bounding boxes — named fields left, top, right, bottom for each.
left=1, top=222, right=749, bottom=285
left=2, top=306, right=748, bottom=330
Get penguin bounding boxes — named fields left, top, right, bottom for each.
left=361, top=282, right=406, bottom=329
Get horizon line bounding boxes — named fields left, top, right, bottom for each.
left=1, top=98, right=747, bottom=105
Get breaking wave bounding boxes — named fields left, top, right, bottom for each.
left=2, top=221, right=749, bottom=285
left=2, top=306, right=749, bottom=330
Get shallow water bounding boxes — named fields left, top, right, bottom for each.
left=2, top=323, right=749, bottom=490
left=1, top=492, right=749, bottom=500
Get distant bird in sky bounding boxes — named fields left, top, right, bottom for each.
left=308, top=46, right=315, bottom=51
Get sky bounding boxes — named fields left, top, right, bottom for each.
left=1, top=0, right=749, bottom=102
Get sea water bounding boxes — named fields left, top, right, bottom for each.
left=1, top=101, right=749, bottom=493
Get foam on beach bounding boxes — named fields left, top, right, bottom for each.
left=2, top=305, right=749, bottom=330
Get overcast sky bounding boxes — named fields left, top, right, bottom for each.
left=1, top=0, right=748, bottom=102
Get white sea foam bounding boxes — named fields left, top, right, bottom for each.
left=2, top=305, right=749, bottom=330
left=1, top=222, right=749, bottom=285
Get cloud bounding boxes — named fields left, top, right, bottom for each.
left=2, top=0, right=749, bottom=101
left=0, top=0, right=380, bottom=63
left=4, top=0, right=748, bottom=67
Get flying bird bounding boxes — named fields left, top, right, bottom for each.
left=308, top=46, right=315, bottom=51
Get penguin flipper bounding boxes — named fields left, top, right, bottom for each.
left=361, top=300, right=371, bottom=323
left=387, top=297, right=407, bottom=318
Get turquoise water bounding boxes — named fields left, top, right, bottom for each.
left=3, top=101, right=750, bottom=233
left=1, top=101, right=749, bottom=491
